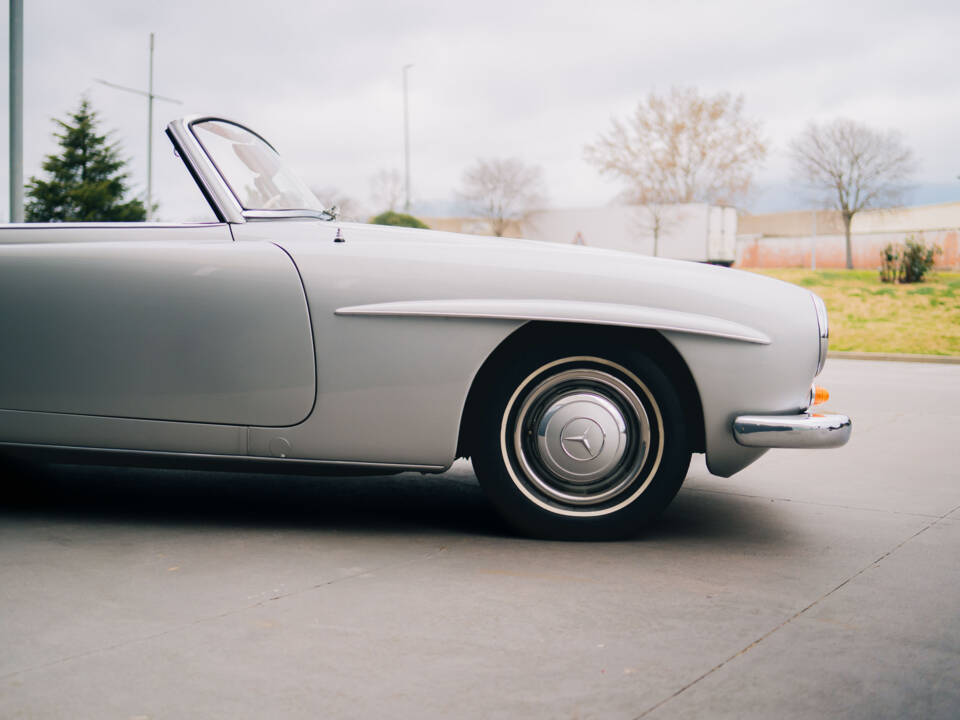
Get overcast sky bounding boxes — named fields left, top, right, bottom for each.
left=1, top=0, right=958, bottom=221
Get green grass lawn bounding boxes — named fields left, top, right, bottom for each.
left=748, top=269, right=960, bottom=356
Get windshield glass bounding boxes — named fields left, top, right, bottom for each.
left=191, top=120, right=323, bottom=212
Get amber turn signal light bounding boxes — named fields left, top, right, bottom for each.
left=812, top=386, right=830, bottom=406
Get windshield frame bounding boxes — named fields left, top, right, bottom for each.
left=165, top=115, right=333, bottom=224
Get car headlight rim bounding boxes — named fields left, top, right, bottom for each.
left=812, top=292, right=829, bottom=376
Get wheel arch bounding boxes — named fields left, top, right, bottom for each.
left=456, top=321, right=705, bottom=459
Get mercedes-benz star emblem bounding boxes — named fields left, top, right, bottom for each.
left=560, top=417, right=605, bottom=461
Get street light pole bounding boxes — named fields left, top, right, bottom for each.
left=147, top=32, right=154, bottom=219
left=96, top=32, right=181, bottom=220
left=9, top=0, right=24, bottom=223
left=402, top=63, right=413, bottom=212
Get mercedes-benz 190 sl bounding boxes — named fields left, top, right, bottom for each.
left=0, top=116, right=851, bottom=539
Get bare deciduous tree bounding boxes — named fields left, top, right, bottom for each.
left=369, top=168, right=404, bottom=213
left=458, top=157, right=546, bottom=237
left=790, top=118, right=915, bottom=269
left=585, top=87, right=766, bottom=256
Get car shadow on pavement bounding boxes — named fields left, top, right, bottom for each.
left=0, top=461, right=508, bottom=537
left=0, top=461, right=787, bottom=545
left=649, top=487, right=789, bottom=547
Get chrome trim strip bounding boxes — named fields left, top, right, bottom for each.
left=0, top=222, right=225, bottom=230
left=167, top=116, right=245, bottom=224
left=335, top=299, right=772, bottom=345
left=0, top=441, right=446, bottom=472
left=243, top=209, right=334, bottom=222
left=733, top=413, right=851, bottom=449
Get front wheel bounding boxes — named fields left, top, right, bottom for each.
left=473, top=350, right=690, bottom=540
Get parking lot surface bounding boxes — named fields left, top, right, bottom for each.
left=1, top=359, right=958, bottom=719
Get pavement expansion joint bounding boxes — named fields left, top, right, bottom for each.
left=632, top=501, right=959, bottom=719
left=683, top=486, right=942, bottom=519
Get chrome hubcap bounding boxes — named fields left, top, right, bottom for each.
left=536, top=393, right=626, bottom=482
left=510, top=367, right=653, bottom=507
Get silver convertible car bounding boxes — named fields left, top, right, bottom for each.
left=0, top=116, right=851, bottom=539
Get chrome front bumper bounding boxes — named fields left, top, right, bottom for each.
left=733, top=413, right=852, bottom=449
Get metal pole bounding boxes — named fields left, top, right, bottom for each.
left=9, top=0, right=24, bottom=222
left=402, top=64, right=412, bottom=212
left=811, top=209, right=817, bottom=271
left=95, top=35, right=181, bottom=220
left=146, top=32, right=154, bottom=220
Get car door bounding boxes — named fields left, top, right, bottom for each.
left=0, top=223, right=315, bottom=427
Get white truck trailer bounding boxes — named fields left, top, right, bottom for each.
left=522, top=204, right=737, bottom=265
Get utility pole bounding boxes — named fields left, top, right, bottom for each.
left=9, top=0, right=24, bottom=222
left=402, top=64, right=413, bottom=212
left=96, top=33, right=181, bottom=220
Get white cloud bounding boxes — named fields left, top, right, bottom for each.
left=1, top=0, right=958, bottom=220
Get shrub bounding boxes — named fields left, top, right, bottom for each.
left=880, top=243, right=899, bottom=283
left=899, top=236, right=941, bottom=283
left=370, top=211, right=430, bottom=229
left=879, top=235, right=941, bottom=284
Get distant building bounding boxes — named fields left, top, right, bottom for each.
left=737, top=201, right=960, bottom=269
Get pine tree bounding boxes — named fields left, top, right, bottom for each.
left=25, top=99, right=147, bottom=222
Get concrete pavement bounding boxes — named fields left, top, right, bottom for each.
left=0, top=359, right=957, bottom=719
